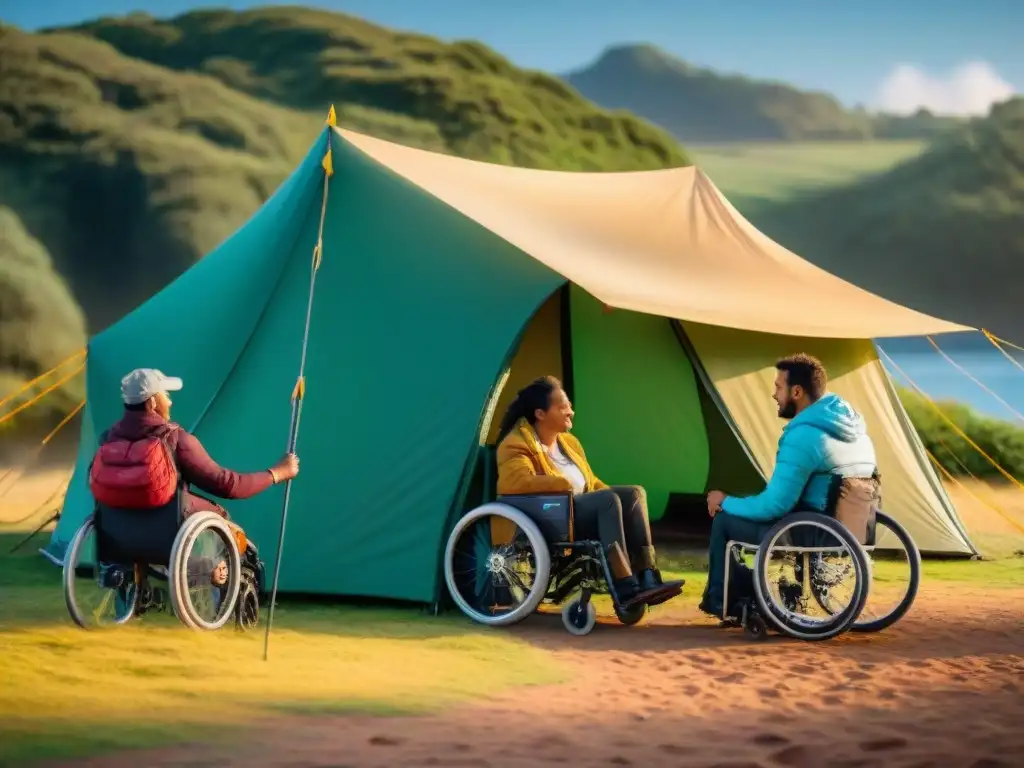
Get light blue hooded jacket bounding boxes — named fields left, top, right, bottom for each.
left=721, top=392, right=877, bottom=523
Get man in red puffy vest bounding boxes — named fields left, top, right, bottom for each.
left=91, top=368, right=298, bottom=593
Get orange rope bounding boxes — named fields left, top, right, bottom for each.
left=926, top=450, right=1024, bottom=535
left=933, top=434, right=1017, bottom=519
left=0, top=364, right=85, bottom=426
left=0, top=400, right=84, bottom=502
left=39, top=399, right=85, bottom=445
left=877, top=346, right=1024, bottom=491
left=926, top=335, right=1024, bottom=424
left=0, top=349, right=85, bottom=412
left=982, top=329, right=1024, bottom=375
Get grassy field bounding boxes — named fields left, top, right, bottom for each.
left=0, top=532, right=568, bottom=764
left=688, top=139, right=928, bottom=209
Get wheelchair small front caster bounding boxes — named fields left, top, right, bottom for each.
left=235, top=581, right=260, bottom=632
left=744, top=614, right=767, bottom=642
left=562, top=598, right=597, bottom=636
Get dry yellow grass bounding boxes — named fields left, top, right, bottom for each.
left=0, top=536, right=566, bottom=764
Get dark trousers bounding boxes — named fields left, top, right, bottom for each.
left=573, top=485, right=653, bottom=573
left=704, top=512, right=773, bottom=610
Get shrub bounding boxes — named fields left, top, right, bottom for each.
left=899, top=386, right=1024, bottom=483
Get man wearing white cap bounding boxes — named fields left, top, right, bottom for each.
left=101, top=368, right=300, bottom=514
left=89, top=369, right=299, bottom=595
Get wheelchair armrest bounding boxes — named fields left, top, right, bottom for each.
left=184, top=486, right=220, bottom=507
left=496, top=492, right=575, bottom=543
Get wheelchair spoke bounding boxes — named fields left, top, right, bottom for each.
left=179, top=525, right=238, bottom=628
left=447, top=512, right=544, bottom=620
left=763, top=541, right=862, bottom=629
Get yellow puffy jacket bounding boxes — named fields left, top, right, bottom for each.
left=495, top=418, right=608, bottom=496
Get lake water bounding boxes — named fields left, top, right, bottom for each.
left=877, top=337, right=1024, bottom=424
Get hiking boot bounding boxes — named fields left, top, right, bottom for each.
left=636, top=547, right=684, bottom=606
left=638, top=568, right=685, bottom=605
left=698, top=594, right=724, bottom=618
left=616, top=576, right=684, bottom=608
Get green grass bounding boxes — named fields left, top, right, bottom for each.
left=688, top=140, right=928, bottom=210
left=0, top=533, right=567, bottom=765
left=657, top=546, right=1024, bottom=588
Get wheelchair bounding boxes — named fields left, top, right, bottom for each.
left=444, top=490, right=676, bottom=636
left=62, top=487, right=264, bottom=632
left=719, top=505, right=921, bottom=642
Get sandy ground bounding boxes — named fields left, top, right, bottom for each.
left=47, top=583, right=1024, bottom=768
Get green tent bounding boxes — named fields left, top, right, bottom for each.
left=45, top=120, right=977, bottom=605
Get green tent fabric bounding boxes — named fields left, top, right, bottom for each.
left=45, top=123, right=977, bottom=605
left=568, top=286, right=709, bottom=520
left=47, top=129, right=563, bottom=601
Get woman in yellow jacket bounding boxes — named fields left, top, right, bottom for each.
left=495, top=376, right=683, bottom=607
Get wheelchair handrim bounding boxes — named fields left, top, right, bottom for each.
left=168, top=512, right=242, bottom=631
left=753, top=514, right=870, bottom=641
left=443, top=503, right=552, bottom=627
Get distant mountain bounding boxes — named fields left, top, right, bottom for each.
left=565, top=44, right=963, bottom=143
left=752, top=97, right=1024, bottom=344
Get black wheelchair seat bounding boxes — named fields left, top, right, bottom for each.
left=94, top=494, right=183, bottom=567
left=496, top=493, right=574, bottom=543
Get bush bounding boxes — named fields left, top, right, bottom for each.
left=899, top=386, right=1024, bottom=483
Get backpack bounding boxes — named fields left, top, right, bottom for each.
left=89, top=426, right=180, bottom=510
left=825, top=471, right=881, bottom=546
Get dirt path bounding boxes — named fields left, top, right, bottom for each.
left=54, top=583, right=1023, bottom=768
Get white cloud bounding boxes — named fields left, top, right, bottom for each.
left=875, top=61, right=1016, bottom=116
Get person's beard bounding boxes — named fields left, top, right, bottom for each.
left=777, top=399, right=797, bottom=420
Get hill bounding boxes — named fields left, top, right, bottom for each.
left=57, top=9, right=686, bottom=174
left=687, top=140, right=928, bottom=213
left=565, top=44, right=963, bottom=143
left=0, top=10, right=686, bottom=331
left=752, top=97, right=1024, bottom=345
left=0, top=207, right=86, bottom=439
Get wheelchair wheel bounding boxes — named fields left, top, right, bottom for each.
left=753, top=512, right=871, bottom=641
left=562, top=599, right=597, bottom=636
left=810, top=511, right=920, bottom=633
left=63, top=516, right=138, bottom=629
left=236, top=578, right=260, bottom=631
left=444, top=503, right=551, bottom=627
left=168, top=512, right=242, bottom=631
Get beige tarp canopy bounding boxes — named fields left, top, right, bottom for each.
left=336, top=127, right=976, bottom=555
left=337, top=127, right=970, bottom=340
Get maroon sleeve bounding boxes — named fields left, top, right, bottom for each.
left=173, top=430, right=274, bottom=500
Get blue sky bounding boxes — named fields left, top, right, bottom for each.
left=5, top=0, right=1021, bottom=113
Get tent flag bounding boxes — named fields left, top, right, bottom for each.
left=45, top=126, right=978, bottom=601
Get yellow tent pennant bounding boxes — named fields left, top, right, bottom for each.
left=325, top=104, right=337, bottom=127
left=322, top=147, right=334, bottom=178
left=291, top=376, right=306, bottom=402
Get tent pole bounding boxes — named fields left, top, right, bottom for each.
left=262, top=124, right=334, bottom=661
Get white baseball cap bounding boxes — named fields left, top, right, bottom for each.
left=121, top=368, right=183, bottom=405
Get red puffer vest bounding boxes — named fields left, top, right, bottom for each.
left=89, top=425, right=180, bottom=509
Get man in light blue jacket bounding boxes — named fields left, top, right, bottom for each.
left=699, top=353, right=878, bottom=617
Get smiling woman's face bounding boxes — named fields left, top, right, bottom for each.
left=534, top=386, right=574, bottom=434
